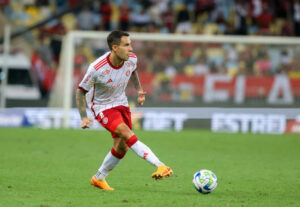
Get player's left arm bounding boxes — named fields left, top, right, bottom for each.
left=131, top=70, right=146, bottom=106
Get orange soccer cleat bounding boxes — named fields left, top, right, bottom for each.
left=152, top=166, right=173, bottom=180
left=90, top=176, right=114, bottom=191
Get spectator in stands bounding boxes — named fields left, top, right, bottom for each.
left=278, top=49, right=292, bottom=74
left=215, top=10, right=226, bottom=25
left=99, top=0, right=112, bottom=31
left=271, top=0, right=291, bottom=19
left=149, top=1, right=162, bottom=28
left=153, top=73, right=173, bottom=102
left=293, top=0, right=300, bottom=36
left=131, top=8, right=151, bottom=32
left=209, top=61, right=219, bottom=74
left=194, top=0, right=215, bottom=22
left=239, top=45, right=254, bottom=75
left=77, top=5, right=95, bottom=30
left=256, top=1, right=274, bottom=35
left=36, top=0, right=50, bottom=7
left=281, top=19, right=294, bottom=36
left=250, top=0, right=263, bottom=25
left=152, top=52, right=167, bottom=73
left=156, top=0, right=170, bottom=14
left=194, top=55, right=209, bottom=75
left=119, top=0, right=130, bottom=31
left=164, top=64, right=177, bottom=78
left=225, top=44, right=239, bottom=76
left=233, top=0, right=248, bottom=35
left=55, top=0, right=68, bottom=13
left=161, top=2, right=175, bottom=33
left=40, top=17, right=66, bottom=63
left=68, top=0, right=80, bottom=9
left=36, top=35, right=54, bottom=68
left=138, top=0, right=152, bottom=10
left=0, top=0, right=9, bottom=10
left=176, top=5, right=192, bottom=34
left=254, top=51, right=272, bottom=76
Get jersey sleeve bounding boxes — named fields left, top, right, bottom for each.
left=133, top=58, right=138, bottom=71
left=130, top=53, right=138, bottom=72
left=78, top=65, right=96, bottom=92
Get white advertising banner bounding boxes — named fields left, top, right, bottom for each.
left=0, top=107, right=300, bottom=134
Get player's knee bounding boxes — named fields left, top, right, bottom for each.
left=114, top=123, right=134, bottom=139
left=113, top=138, right=129, bottom=155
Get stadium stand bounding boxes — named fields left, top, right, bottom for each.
left=1, top=0, right=300, bottom=107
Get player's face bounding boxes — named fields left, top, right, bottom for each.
left=115, top=36, right=133, bottom=61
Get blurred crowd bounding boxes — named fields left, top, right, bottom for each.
left=1, top=0, right=300, bottom=97
left=2, top=0, right=300, bottom=36
left=74, top=40, right=300, bottom=96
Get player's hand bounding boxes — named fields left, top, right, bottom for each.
left=81, top=117, right=93, bottom=129
left=137, top=90, right=146, bottom=106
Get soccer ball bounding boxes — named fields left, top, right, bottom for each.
left=193, top=169, right=218, bottom=194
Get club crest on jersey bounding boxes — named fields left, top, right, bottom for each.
left=102, top=69, right=111, bottom=75
left=126, top=70, right=131, bottom=77
left=102, top=117, right=108, bottom=124
left=107, top=78, right=113, bottom=83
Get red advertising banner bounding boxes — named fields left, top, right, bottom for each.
left=138, top=72, right=300, bottom=105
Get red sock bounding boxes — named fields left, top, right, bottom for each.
left=125, top=135, right=138, bottom=147
left=111, top=148, right=125, bottom=159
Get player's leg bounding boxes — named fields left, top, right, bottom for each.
left=90, top=145, right=125, bottom=190
left=95, top=137, right=128, bottom=179
left=90, top=109, right=128, bottom=190
left=114, top=123, right=173, bottom=180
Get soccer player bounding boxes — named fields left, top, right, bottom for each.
left=76, top=30, right=173, bottom=191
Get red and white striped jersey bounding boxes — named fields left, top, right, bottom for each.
left=78, top=52, right=137, bottom=118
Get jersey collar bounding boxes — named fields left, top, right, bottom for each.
left=107, top=53, right=124, bottom=70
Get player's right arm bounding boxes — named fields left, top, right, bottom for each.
left=76, top=65, right=96, bottom=129
left=76, top=89, right=93, bottom=129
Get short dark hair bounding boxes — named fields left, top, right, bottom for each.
left=107, top=30, right=130, bottom=50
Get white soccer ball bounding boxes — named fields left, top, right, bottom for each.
left=193, top=169, right=218, bottom=194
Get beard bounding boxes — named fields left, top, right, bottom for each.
left=117, top=54, right=129, bottom=61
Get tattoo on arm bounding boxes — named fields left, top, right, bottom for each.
left=76, top=89, right=87, bottom=119
left=131, top=71, right=143, bottom=92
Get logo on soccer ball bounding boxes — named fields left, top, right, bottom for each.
left=126, top=70, right=131, bottom=77
left=102, top=117, right=108, bottom=124
left=193, top=169, right=217, bottom=194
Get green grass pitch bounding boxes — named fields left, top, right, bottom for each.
left=0, top=128, right=299, bottom=207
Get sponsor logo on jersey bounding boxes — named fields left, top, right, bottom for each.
left=102, top=69, right=111, bottom=75
left=104, top=81, right=129, bottom=90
